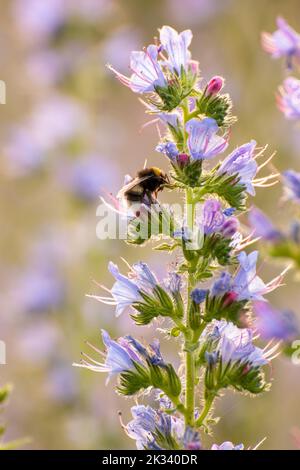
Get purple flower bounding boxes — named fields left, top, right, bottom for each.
left=156, top=141, right=179, bottom=161
left=73, top=330, right=139, bottom=382
left=218, top=141, right=258, bottom=195
left=232, top=251, right=269, bottom=301
left=125, top=405, right=185, bottom=450
left=221, top=218, right=239, bottom=238
left=253, top=301, right=299, bottom=342
left=214, top=321, right=267, bottom=368
left=277, top=77, right=300, bottom=119
left=248, top=207, right=282, bottom=241
left=211, top=272, right=232, bottom=297
left=186, top=118, right=228, bottom=160
left=159, top=26, right=193, bottom=75
left=90, top=261, right=158, bottom=317
left=200, top=199, right=239, bottom=238
left=191, top=288, right=208, bottom=304
left=166, top=272, right=183, bottom=294
left=108, top=44, right=166, bottom=94
left=201, top=199, right=225, bottom=234
left=211, top=441, right=244, bottom=450
left=262, top=17, right=300, bottom=67
left=183, top=427, right=202, bottom=450
left=282, top=169, right=300, bottom=201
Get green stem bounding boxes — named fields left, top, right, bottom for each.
left=184, top=187, right=196, bottom=427
left=195, top=394, right=214, bottom=427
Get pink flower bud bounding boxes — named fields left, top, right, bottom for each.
left=177, top=153, right=190, bottom=168
left=222, top=291, right=238, bottom=307
left=206, top=76, right=224, bottom=96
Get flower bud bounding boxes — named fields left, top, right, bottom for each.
left=206, top=76, right=224, bottom=96
left=220, top=217, right=239, bottom=238
left=176, top=153, right=190, bottom=168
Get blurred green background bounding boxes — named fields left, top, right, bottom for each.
left=1, top=0, right=300, bottom=450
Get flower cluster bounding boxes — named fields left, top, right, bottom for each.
left=75, top=26, right=290, bottom=450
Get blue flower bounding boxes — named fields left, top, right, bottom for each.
left=73, top=330, right=137, bottom=381
left=108, top=44, right=166, bottom=94
left=90, top=261, right=158, bottom=317
left=159, top=26, right=193, bottom=75
left=214, top=321, right=267, bottom=368
left=166, top=272, right=183, bottom=294
left=191, top=288, right=208, bottom=304
left=125, top=405, right=184, bottom=450
left=218, top=140, right=258, bottom=195
left=248, top=207, right=282, bottom=241
left=200, top=199, right=239, bottom=238
left=262, top=17, right=300, bottom=68
left=223, top=207, right=236, bottom=217
left=253, top=301, right=299, bottom=342
left=186, top=118, right=228, bottom=160
left=201, top=199, right=225, bottom=234
left=283, top=169, right=300, bottom=201
left=211, top=272, right=232, bottom=297
left=156, top=141, right=179, bottom=161
left=278, top=77, right=300, bottom=119
left=183, top=427, right=202, bottom=450
left=125, top=336, right=166, bottom=367
left=232, top=251, right=268, bottom=301
left=211, top=441, right=244, bottom=450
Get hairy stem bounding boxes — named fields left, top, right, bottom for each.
left=184, top=187, right=196, bottom=427
left=195, top=394, right=215, bottom=427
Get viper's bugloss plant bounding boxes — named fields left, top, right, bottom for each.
left=74, top=26, right=287, bottom=450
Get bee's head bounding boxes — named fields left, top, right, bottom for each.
left=151, top=167, right=169, bottom=184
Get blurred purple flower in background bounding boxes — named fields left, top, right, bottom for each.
left=253, top=301, right=299, bottom=342
left=59, top=154, right=120, bottom=202
left=248, top=206, right=282, bottom=241
left=282, top=169, right=300, bottom=201
left=46, top=363, right=78, bottom=405
left=16, top=264, right=66, bottom=314
left=218, top=141, right=258, bottom=195
left=186, top=118, right=228, bottom=160
left=3, top=126, right=44, bottom=177
left=102, top=28, right=141, bottom=73
left=27, top=95, right=88, bottom=152
left=16, top=321, right=62, bottom=364
left=277, top=77, right=300, bottom=119
left=13, top=0, right=67, bottom=45
left=262, top=17, right=300, bottom=68
left=165, top=0, right=229, bottom=26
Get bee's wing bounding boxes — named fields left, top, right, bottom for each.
left=117, top=175, right=153, bottom=199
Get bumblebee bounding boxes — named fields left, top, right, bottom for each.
left=117, top=167, right=169, bottom=204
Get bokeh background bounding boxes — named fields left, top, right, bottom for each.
left=1, top=0, right=300, bottom=450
